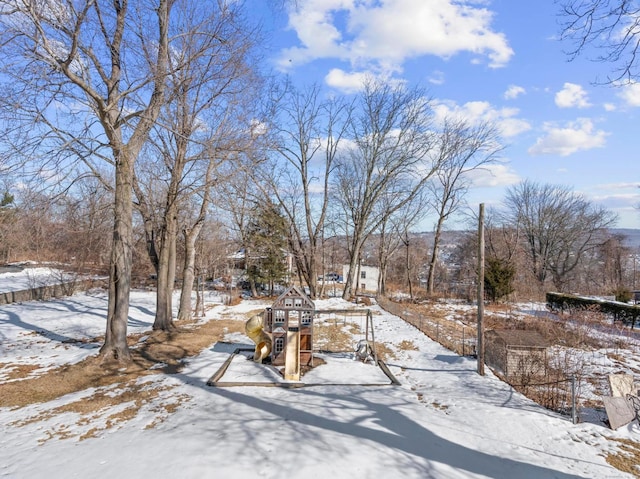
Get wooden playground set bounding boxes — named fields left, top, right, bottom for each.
left=206, top=285, right=399, bottom=387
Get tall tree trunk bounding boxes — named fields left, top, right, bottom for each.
left=403, top=232, right=414, bottom=301
left=178, top=222, right=204, bottom=321
left=154, top=208, right=178, bottom=330
left=167, top=219, right=177, bottom=317
left=307, top=241, right=318, bottom=298
left=100, top=152, right=134, bottom=362
left=100, top=0, right=171, bottom=360
left=342, top=238, right=363, bottom=299
left=427, top=215, right=446, bottom=295
left=155, top=228, right=171, bottom=330
left=379, top=260, right=388, bottom=296
left=377, top=224, right=389, bottom=296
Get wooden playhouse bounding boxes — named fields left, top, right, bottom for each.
left=264, top=286, right=315, bottom=377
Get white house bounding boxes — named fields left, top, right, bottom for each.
left=342, top=264, right=379, bottom=294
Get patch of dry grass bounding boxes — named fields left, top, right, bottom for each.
left=314, top=320, right=359, bottom=352
left=0, top=315, right=246, bottom=442
left=10, top=380, right=190, bottom=443
left=397, top=339, right=418, bottom=351
left=372, top=341, right=395, bottom=362
left=605, top=438, right=640, bottom=478
left=0, top=318, right=243, bottom=410
left=0, top=363, right=42, bottom=381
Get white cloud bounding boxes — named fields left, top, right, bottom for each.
left=618, top=81, right=640, bottom=107
left=528, top=118, right=608, bottom=156
left=324, top=68, right=406, bottom=94
left=466, top=163, right=520, bottom=188
left=593, top=182, right=640, bottom=191
left=428, top=70, right=445, bottom=85
left=499, top=117, right=533, bottom=138
left=325, top=68, right=369, bottom=94
left=278, top=0, right=513, bottom=76
left=587, top=186, right=640, bottom=223
left=433, top=100, right=531, bottom=138
left=555, top=82, right=591, bottom=108
left=504, top=85, right=525, bottom=100
left=603, top=103, right=616, bottom=112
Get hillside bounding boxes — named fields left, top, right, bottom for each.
left=1, top=282, right=639, bottom=477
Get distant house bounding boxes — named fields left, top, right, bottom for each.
left=485, top=330, right=548, bottom=381
left=342, top=264, right=379, bottom=294
left=228, top=248, right=294, bottom=279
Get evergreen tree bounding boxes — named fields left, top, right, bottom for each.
left=246, top=201, right=289, bottom=295
left=1, top=191, right=14, bottom=207
left=484, top=257, right=515, bottom=302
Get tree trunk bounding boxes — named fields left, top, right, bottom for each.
left=153, top=209, right=178, bottom=330
left=405, top=235, right=414, bottom=301
left=342, top=240, right=363, bottom=299
left=379, top=260, right=388, bottom=296
left=155, top=229, right=171, bottom=330
left=307, top=245, right=318, bottom=298
left=100, top=153, right=134, bottom=362
left=427, top=215, right=446, bottom=295
left=178, top=223, right=204, bottom=321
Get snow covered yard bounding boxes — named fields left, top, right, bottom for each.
left=1, top=284, right=639, bottom=477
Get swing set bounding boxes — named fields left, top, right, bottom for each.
left=314, top=308, right=377, bottom=363
left=207, top=287, right=399, bottom=387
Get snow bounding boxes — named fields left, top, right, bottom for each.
left=0, top=266, right=68, bottom=292
left=1, top=272, right=638, bottom=478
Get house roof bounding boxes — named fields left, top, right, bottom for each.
left=486, top=329, right=548, bottom=348
left=272, top=285, right=315, bottom=309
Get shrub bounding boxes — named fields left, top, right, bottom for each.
left=484, top=257, right=515, bottom=302
left=614, top=288, right=632, bottom=304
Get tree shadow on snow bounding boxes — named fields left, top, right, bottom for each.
left=206, top=386, right=599, bottom=479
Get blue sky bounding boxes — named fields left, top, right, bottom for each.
left=255, top=0, right=640, bottom=230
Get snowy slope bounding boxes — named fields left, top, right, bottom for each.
left=0, top=283, right=637, bottom=478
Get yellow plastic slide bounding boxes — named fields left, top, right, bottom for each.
left=245, top=314, right=272, bottom=363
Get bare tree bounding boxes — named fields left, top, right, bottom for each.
left=216, top=163, right=263, bottom=296
left=333, top=80, right=438, bottom=299
left=133, top=1, right=260, bottom=329
left=177, top=146, right=240, bottom=321
left=593, top=234, right=631, bottom=292
left=0, top=1, right=174, bottom=362
left=560, top=0, right=640, bottom=82
left=503, top=180, right=617, bottom=294
left=376, top=192, right=427, bottom=297
left=59, top=177, right=113, bottom=273
left=425, top=118, right=502, bottom=295
left=265, top=83, right=352, bottom=298
left=2, top=188, right=56, bottom=262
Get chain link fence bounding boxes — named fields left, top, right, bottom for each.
left=377, top=296, right=476, bottom=357
left=377, top=296, right=582, bottom=422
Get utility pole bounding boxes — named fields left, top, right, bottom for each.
left=477, top=203, right=485, bottom=376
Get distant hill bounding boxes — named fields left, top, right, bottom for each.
left=612, top=229, right=640, bottom=249
left=413, top=228, right=640, bottom=249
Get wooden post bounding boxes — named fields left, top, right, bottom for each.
left=477, top=203, right=485, bottom=376
left=200, top=275, right=205, bottom=317
left=368, top=310, right=378, bottom=363
left=571, top=375, right=577, bottom=424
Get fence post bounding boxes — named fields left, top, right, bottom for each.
left=571, top=376, right=577, bottom=424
